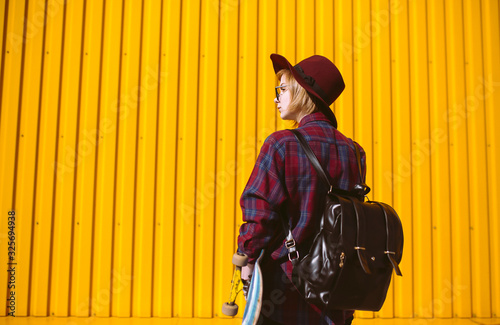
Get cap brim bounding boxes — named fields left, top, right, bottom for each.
left=270, top=53, right=293, bottom=74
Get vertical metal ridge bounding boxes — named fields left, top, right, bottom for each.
left=89, top=0, right=107, bottom=317
left=313, top=0, right=316, bottom=53
left=150, top=0, right=164, bottom=317
left=11, top=0, right=28, bottom=212
left=406, top=0, right=415, bottom=316
left=47, top=0, right=73, bottom=313
left=274, top=0, right=278, bottom=132
left=234, top=0, right=242, bottom=243
left=48, top=0, right=62, bottom=313
left=129, top=0, right=146, bottom=316
left=460, top=0, right=474, bottom=316
left=365, top=1, right=375, bottom=318
left=254, top=0, right=259, bottom=164
left=0, top=0, right=10, bottom=128
left=369, top=0, right=374, bottom=199
left=211, top=0, right=222, bottom=316
left=441, top=0, right=455, bottom=317
left=351, top=0, right=355, bottom=136
left=190, top=0, right=203, bottom=316
left=423, top=0, right=435, bottom=316
left=8, top=0, right=26, bottom=315
left=492, top=1, right=500, bottom=317
left=109, top=0, right=128, bottom=316
left=28, top=0, right=48, bottom=314
left=478, top=0, right=493, bottom=317
left=388, top=0, right=395, bottom=316
left=29, top=0, right=50, bottom=316
left=65, top=0, right=75, bottom=308
left=65, top=0, right=88, bottom=316
left=171, top=0, right=184, bottom=316
left=332, top=0, right=336, bottom=115
left=294, top=0, right=297, bottom=63
left=444, top=0, right=474, bottom=316
left=231, top=0, right=242, bottom=292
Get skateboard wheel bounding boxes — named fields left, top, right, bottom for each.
left=232, top=252, right=248, bottom=267
left=222, top=302, right=238, bottom=316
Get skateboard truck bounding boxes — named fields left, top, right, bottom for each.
left=221, top=252, right=248, bottom=316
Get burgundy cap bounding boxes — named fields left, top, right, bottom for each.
left=270, top=54, right=345, bottom=128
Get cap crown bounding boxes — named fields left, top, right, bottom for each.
left=295, top=55, right=345, bottom=107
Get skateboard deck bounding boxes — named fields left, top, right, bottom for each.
left=242, top=250, right=264, bottom=325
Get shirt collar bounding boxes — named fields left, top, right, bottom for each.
left=298, top=111, right=333, bottom=128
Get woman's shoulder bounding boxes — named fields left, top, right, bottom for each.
left=265, top=126, right=340, bottom=146
left=264, top=129, right=297, bottom=146
left=262, top=126, right=365, bottom=154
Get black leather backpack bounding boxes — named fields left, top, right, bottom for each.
left=282, top=129, right=404, bottom=312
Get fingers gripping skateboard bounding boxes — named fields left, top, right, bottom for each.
left=222, top=252, right=248, bottom=316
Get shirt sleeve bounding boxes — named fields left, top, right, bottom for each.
left=237, top=135, right=287, bottom=263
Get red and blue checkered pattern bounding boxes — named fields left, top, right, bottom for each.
left=238, top=112, right=365, bottom=324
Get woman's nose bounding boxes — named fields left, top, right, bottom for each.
left=274, top=97, right=279, bottom=103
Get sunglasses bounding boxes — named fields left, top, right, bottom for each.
left=275, top=85, right=288, bottom=101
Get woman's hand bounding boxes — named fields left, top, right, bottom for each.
left=241, top=264, right=255, bottom=280
left=241, top=264, right=255, bottom=299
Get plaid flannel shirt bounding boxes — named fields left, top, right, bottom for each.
left=238, top=112, right=366, bottom=324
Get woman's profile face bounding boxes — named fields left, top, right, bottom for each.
left=275, top=75, right=298, bottom=121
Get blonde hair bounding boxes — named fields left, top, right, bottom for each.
left=276, top=69, right=319, bottom=127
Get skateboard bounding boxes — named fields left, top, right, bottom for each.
left=222, top=250, right=264, bottom=325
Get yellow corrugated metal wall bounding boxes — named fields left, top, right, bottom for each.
left=0, top=0, right=499, bottom=319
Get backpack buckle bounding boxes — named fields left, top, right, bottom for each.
left=285, top=239, right=299, bottom=261
left=285, top=239, right=296, bottom=249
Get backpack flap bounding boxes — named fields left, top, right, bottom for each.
left=350, top=198, right=372, bottom=275
left=350, top=198, right=404, bottom=277
left=373, top=202, right=404, bottom=276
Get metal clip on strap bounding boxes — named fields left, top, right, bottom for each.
left=288, top=250, right=299, bottom=262
left=285, top=231, right=299, bottom=262
left=285, top=239, right=296, bottom=249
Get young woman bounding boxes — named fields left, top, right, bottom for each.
left=237, top=54, right=366, bottom=325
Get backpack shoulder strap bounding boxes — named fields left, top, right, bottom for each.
left=290, top=129, right=332, bottom=190
left=353, top=142, right=371, bottom=195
